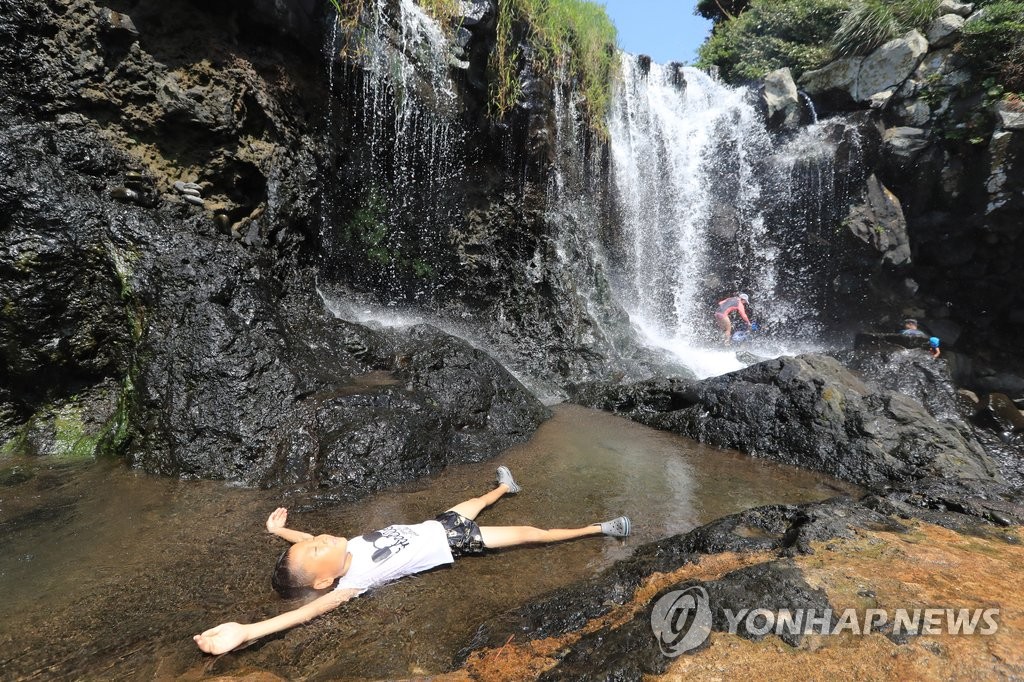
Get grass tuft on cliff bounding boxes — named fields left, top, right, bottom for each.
left=491, top=0, right=618, bottom=136
left=326, top=0, right=617, bottom=136
left=832, top=0, right=940, bottom=56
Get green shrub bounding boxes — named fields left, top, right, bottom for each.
left=960, top=1, right=1024, bottom=89
left=832, top=0, right=940, bottom=56
left=696, top=0, right=850, bottom=82
left=696, top=0, right=752, bottom=23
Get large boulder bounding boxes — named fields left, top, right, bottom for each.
left=762, top=68, right=801, bottom=130
left=572, top=354, right=1002, bottom=488
left=799, top=31, right=929, bottom=110
left=843, top=174, right=911, bottom=266
left=798, top=58, right=861, bottom=111
left=926, top=14, right=965, bottom=48
left=938, top=0, right=974, bottom=17
left=855, top=30, right=930, bottom=103
left=131, top=256, right=551, bottom=494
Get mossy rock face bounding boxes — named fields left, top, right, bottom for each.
left=2, top=381, right=123, bottom=460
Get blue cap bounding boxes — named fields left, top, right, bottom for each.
left=929, top=337, right=940, bottom=348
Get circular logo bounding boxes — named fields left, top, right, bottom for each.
left=650, top=585, right=713, bottom=657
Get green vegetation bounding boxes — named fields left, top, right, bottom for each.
left=2, top=404, right=98, bottom=460
left=697, top=0, right=850, bottom=82
left=491, top=0, right=618, bottom=135
left=326, top=0, right=617, bottom=134
left=417, top=0, right=461, bottom=25
left=696, top=0, right=752, bottom=23
left=960, top=1, right=1024, bottom=91
left=697, top=0, right=1024, bottom=93
left=97, top=375, right=136, bottom=458
left=52, top=406, right=102, bottom=460
left=344, top=188, right=436, bottom=279
left=345, top=187, right=389, bottom=264
left=1, top=380, right=137, bottom=461
left=832, top=0, right=939, bottom=56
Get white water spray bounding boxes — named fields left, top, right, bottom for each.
left=606, top=55, right=856, bottom=377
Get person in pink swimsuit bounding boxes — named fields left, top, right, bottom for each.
left=714, top=292, right=751, bottom=344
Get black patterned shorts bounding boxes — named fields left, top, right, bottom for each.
left=435, top=510, right=486, bottom=557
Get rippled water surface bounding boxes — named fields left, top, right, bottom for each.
left=0, top=405, right=858, bottom=680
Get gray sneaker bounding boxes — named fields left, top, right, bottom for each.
left=496, top=465, right=521, bottom=494
left=596, top=516, right=631, bottom=537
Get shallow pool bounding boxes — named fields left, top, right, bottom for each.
left=0, top=404, right=858, bottom=680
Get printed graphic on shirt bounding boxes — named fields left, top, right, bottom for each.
left=361, top=527, right=412, bottom=564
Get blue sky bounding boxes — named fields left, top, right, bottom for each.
left=598, top=1, right=713, bottom=64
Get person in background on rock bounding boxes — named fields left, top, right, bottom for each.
left=929, top=336, right=941, bottom=359
left=193, top=467, right=631, bottom=655
left=715, top=292, right=752, bottom=344
left=900, top=318, right=927, bottom=338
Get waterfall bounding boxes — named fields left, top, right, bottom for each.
left=325, top=0, right=465, bottom=300
left=606, top=54, right=862, bottom=376
left=799, top=91, right=819, bottom=124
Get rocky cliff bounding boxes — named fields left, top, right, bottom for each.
left=0, top=0, right=577, bottom=494
left=754, top=6, right=1024, bottom=392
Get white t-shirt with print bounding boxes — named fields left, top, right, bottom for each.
left=334, top=520, right=454, bottom=595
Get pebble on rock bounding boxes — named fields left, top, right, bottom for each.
left=173, top=180, right=203, bottom=195
left=110, top=186, right=139, bottom=202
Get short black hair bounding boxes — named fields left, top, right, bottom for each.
left=271, top=547, right=310, bottom=599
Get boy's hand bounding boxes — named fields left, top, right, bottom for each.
left=193, top=622, right=250, bottom=655
left=266, top=507, right=313, bottom=544
left=266, top=507, right=288, bottom=534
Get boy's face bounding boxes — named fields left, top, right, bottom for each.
left=290, top=534, right=351, bottom=590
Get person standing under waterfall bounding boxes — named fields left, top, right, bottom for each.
left=900, top=318, right=927, bottom=338
left=715, top=292, right=752, bottom=344
left=192, top=467, right=631, bottom=655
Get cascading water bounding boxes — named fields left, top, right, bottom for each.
left=324, top=0, right=465, bottom=300
left=606, top=54, right=863, bottom=377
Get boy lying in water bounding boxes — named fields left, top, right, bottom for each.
left=193, top=466, right=631, bottom=655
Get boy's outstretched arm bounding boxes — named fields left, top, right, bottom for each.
left=193, top=588, right=360, bottom=655
left=265, top=507, right=313, bottom=544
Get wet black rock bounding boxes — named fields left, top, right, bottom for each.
left=981, top=393, right=1024, bottom=435
left=571, top=354, right=1002, bottom=488
left=0, top=0, right=548, bottom=496
left=568, top=376, right=697, bottom=415
left=0, top=123, right=135, bottom=443
left=835, top=345, right=1024, bottom=484
left=457, top=493, right=1022, bottom=678
left=131, top=260, right=549, bottom=495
